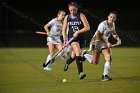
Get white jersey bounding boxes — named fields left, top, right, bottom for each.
left=48, top=18, right=63, bottom=36
left=95, top=20, right=115, bottom=41
left=47, top=18, right=63, bottom=45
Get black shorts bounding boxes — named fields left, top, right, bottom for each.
left=68, top=38, right=86, bottom=48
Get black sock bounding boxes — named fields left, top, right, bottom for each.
left=66, top=56, right=75, bottom=65
left=76, top=56, right=83, bottom=74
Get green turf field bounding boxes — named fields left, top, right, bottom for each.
left=0, top=47, right=140, bottom=93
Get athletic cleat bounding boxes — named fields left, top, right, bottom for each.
left=81, top=50, right=87, bottom=61
left=44, top=66, right=52, bottom=71
left=79, top=72, right=86, bottom=79
left=63, top=63, right=69, bottom=71
left=101, top=75, right=112, bottom=81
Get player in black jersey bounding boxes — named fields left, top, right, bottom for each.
left=62, top=2, right=90, bottom=79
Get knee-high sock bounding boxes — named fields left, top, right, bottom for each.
left=84, top=54, right=93, bottom=64
left=76, top=56, right=83, bottom=74
left=45, top=54, right=52, bottom=66
left=88, top=44, right=93, bottom=51
left=66, top=56, right=75, bottom=65
left=103, top=61, right=112, bottom=75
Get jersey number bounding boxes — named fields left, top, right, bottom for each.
left=72, top=26, right=79, bottom=32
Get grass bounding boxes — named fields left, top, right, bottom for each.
left=0, top=47, right=140, bottom=93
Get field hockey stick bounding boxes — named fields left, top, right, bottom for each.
left=36, top=31, right=47, bottom=35
left=110, top=43, right=119, bottom=48
left=42, top=38, right=74, bottom=67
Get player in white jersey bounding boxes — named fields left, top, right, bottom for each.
left=43, top=10, right=66, bottom=70
left=82, top=11, right=121, bottom=81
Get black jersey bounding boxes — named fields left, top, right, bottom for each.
left=67, top=13, right=85, bottom=40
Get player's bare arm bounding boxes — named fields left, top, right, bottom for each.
left=79, top=13, right=90, bottom=33
left=62, top=16, right=68, bottom=43
left=78, top=13, right=90, bottom=33
left=44, top=23, right=50, bottom=35
left=73, top=13, right=90, bottom=38
left=112, top=31, right=121, bottom=45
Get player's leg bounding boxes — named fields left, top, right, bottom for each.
left=67, top=45, right=72, bottom=54
left=56, top=44, right=65, bottom=60
left=63, top=47, right=68, bottom=58
left=88, top=39, right=93, bottom=52
left=88, top=44, right=93, bottom=52
left=63, top=45, right=72, bottom=57
left=82, top=40, right=101, bottom=64
left=44, top=41, right=55, bottom=70
left=71, top=42, right=86, bottom=79
left=81, top=50, right=100, bottom=64
left=91, top=49, right=100, bottom=64
left=88, top=37, right=95, bottom=51
left=101, top=48, right=112, bottom=81
left=63, top=50, right=76, bottom=71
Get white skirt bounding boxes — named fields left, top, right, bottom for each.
left=91, top=36, right=108, bottom=51
left=47, top=35, right=62, bottom=45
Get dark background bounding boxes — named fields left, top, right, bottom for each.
left=0, top=0, right=140, bottom=47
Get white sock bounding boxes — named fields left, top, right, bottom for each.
left=64, top=45, right=71, bottom=56
left=84, top=54, right=93, bottom=64
left=45, top=54, right=52, bottom=67
left=103, top=61, right=112, bottom=76
left=63, top=47, right=69, bottom=57
left=88, top=44, right=92, bottom=51
left=67, top=45, right=71, bottom=52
